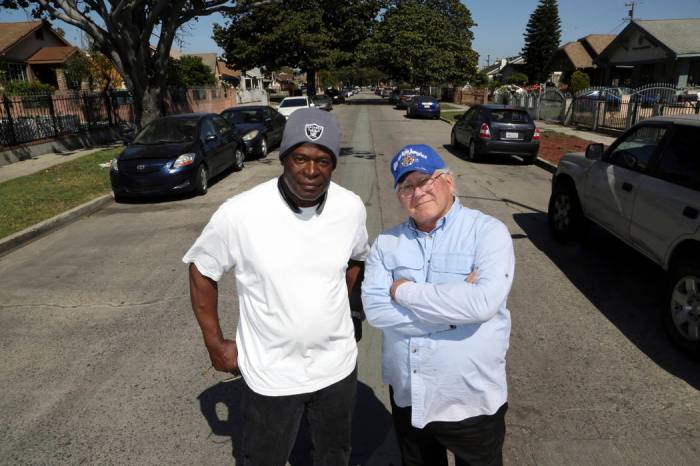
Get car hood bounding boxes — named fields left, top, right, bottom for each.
left=120, top=141, right=195, bottom=160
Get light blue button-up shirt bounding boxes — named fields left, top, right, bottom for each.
left=361, top=198, right=514, bottom=428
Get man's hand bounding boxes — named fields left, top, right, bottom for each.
left=466, top=268, right=479, bottom=284
left=206, top=338, right=239, bottom=374
left=390, top=278, right=411, bottom=300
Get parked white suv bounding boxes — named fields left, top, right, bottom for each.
left=548, top=115, right=700, bottom=353
left=277, top=96, right=312, bottom=118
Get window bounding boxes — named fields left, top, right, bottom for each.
left=607, top=125, right=667, bottom=172
left=4, top=63, right=27, bottom=81
left=212, top=115, right=231, bottom=135
left=656, top=125, right=700, bottom=191
left=192, top=88, right=208, bottom=101
left=489, top=110, right=531, bottom=123
left=35, top=29, right=44, bottom=41
left=200, top=119, right=217, bottom=139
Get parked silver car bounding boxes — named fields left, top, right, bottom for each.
left=548, top=115, right=700, bottom=354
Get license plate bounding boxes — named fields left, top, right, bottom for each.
left=505, top=132, right=520, bottom=139
left=422, top=104, right=432, bottom=108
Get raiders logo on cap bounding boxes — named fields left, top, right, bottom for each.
left=305, top=123, right=324, bottom=141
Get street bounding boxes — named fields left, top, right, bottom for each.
left=1, top=93, right=698, bottom=465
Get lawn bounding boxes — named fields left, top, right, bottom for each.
left=0, top=147, right=121, bottom=239
left=441, top=110, right=464, bottom=123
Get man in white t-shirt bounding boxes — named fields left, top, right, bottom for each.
left=183, top=108, right=369, bottom=465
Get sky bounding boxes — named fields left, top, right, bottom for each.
left=2, top=0, right=700, bottom=68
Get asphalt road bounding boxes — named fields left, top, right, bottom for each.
left=0, top=93, right=698, bottom=465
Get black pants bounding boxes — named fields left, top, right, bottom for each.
left=240, top=367, right=357, bottom=466
left=390, top=387, right=507, bottom=466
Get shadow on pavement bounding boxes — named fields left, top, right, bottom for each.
left=513, top=210, right=700, bottom=388
left=441, top=144, right=526, bottom=165
left=197, top=380, right=394, bottom=464
left=345, top=99, right=393, bottom=106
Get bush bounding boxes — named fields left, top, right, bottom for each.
left=1, top=80, right=54, bottom=95
left=569, top=71, right=590, bottom=94
left=506, top=72, right=528, bottom=85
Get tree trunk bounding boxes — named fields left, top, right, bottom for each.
left=133, top=86, right=164, bottom=129
left=307, top=69, right=317, bottom=96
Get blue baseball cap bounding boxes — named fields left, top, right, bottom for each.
left=390, top=144, right=446, bottom=188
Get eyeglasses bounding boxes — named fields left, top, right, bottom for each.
left=396, top=172, right=446, bottom=198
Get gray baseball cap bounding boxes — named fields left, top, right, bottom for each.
left=279, top=107, right=340, bottom=165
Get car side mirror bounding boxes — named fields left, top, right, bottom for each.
left=205, top=134, right=217, bottom=142
left=585, top=143, right=604, bottom=160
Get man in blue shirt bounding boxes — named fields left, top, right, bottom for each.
left=362, top=144, right=514, bottom=466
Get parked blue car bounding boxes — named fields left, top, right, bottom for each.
left=407, top=96, right=441, bottom=119
left=110, top=113, right=245, bottom=201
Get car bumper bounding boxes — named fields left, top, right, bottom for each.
left=243, top=138, right=264, bottom=157
left=410, top=108, right=440, bottom=117
left=478, top=139, right=540, bottom=157
left=110, top=168, right=196, bottom=196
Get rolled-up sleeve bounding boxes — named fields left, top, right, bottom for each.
left=362, top=238, right=450, bottom=336
left=182, top=205, right=236, bottom=282
left=394, top=220, right=514, bottom=325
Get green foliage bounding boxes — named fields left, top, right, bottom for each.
left=1, top=80, right=54, bottom=95
left=522, top=0, right=561, bottom=83
left=569, top=70, right=591, bottom=94
left=214, top=0, right=385, bottom=93
left=471, top=70, right=490, bottom=87
left=506, top=72, right=529, bottom=85
left=168, top=56, right=216, bottom=87
left=361, top=0, right=478, bottom=86
left=63, top=53, right=91, bottom=90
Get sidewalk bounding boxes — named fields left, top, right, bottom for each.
left=0, top=144, right=122, bottom=184
left=535, top=121, right=618, bottom=145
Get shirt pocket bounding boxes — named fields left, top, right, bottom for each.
left=429, top=253, right=474, bottom=283
left=383, top=251, right=424, bottom=282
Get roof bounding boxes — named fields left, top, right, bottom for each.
left=561, top=41, right=594, bottom=68
left=582, top=34, right=615, bottom=55
left=0, top=21, right=43, bottom=55
left=218, top=61, right=240, bottom=78
left=634, top=19, right=700, bottom=56
left=26, top=46, right=79, bottom=64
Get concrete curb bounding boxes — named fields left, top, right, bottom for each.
left=438, top=116, right=557, bottom=174
left=0, top=193, right=113, bottom=258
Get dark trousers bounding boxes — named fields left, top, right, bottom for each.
left=390, top=387, right=507, bottom=466
left=240, top=367, right=357, bottom=466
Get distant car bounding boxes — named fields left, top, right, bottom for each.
left=311, top=94, right=333, bottom=111
left=342, top=87, right=353, bottom=98
left=278, top=96, right=312, bottom=118
left=578, top=88, right=623, bottom=111
left=547, top=115, right=700, bottom=354
left=388, top=89, right=400, bottom=104
left=221, top=105, right=286, bottom=159
left=407, top=95, right=440, bottom=119
left=325, top=88, right=345, bottom=104
left=110, top=113, right=244, bottom=200
left=450, top=104, right=540, bottom=164
left=381, top=88, right=392, bottom=98
left=396, top=89, right=419, bottom=109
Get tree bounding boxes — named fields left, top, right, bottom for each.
left=506, top=72, right=528, bottom=86
left=169, top=56, right=216, bottom=87
left=471, top=69, right=490, bottom=87
left=521, top=0, right=561, bottom=83
left=362, top=0, right=477, bottom=87
left=0, top=1, right=250, bottom=128
left=569, top=70, right=590, bottom=94
left=213, top=0, right=385, bottom=95
left=63, top=52, right=91, bottom=89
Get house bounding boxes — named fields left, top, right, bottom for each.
left=595, top=19, right=700, bottom=87
left=0, top=20, right=79, bottom=90
left=549, top=34, right=616, bottom=85
left=481, top=56, right=526, bottom=82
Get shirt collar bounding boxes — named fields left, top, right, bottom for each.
left=277, top=176, right=327, bottom=214
left=408, top=197, right=462, bottom=235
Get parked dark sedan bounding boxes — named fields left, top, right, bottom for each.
left=221, top=105, right=286, bottom=158
left=395, top=89, right=419, bottom=109
left=110, top=113, right=244, bottom=200
left=407, top=96, right=440, bottom=119
left=325, top=88, right=345, bottom=104
left=311, top=94, right=333, bottom=111
left=450, top=104, right=540, bottom=164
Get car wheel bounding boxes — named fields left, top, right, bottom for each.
left=260, top=137, right=268, bottom=159
left=195, top=165, right=208, bottom=196
left=113, top=192, right=125, bottom=203
left=665, top=260, right=700, bottom=354
left=547, top=182, right=584, bottom=242
left=450, top=130, right=461, bottom=149
left=233, top=147, right=244, bottom=172
left=467, top=140, right=480, bottom=162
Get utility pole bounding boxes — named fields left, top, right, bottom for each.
left=486, top=55, right=490, bottom=67
left=623, top=1, right=640, bottom=21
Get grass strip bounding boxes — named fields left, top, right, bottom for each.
left=0, top=147, right=121, bottom=239
left=441, top=111, right=464, bottom=123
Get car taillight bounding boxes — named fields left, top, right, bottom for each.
left=479, top=123, right=491, bottom=139
left=533, top=128, right=541, bottom=140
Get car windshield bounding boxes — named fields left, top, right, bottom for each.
left=489, top=110, right=531, bottom=123
left=133, top=118, right=198, bottom=144
left=280, top=98, right=308, bottom=108
left=223, top=109, right=264, bottom=124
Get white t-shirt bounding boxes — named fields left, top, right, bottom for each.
left=183, top=178, right=369, bottom=396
